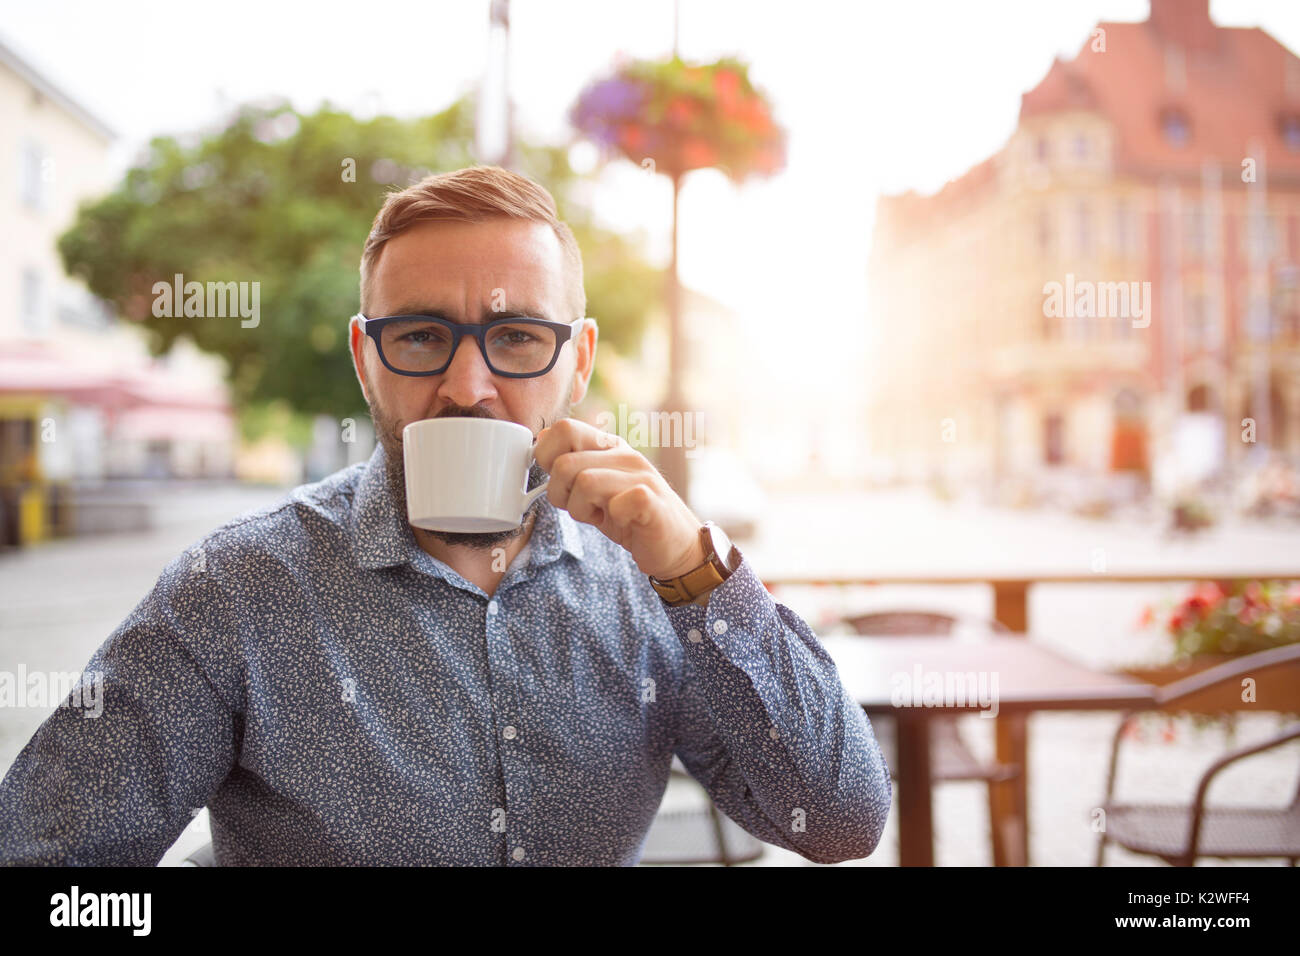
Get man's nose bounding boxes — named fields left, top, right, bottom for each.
left=436, top=333, right=498, bottom=408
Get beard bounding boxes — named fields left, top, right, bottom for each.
left=366, top=387, right=572, bottom=552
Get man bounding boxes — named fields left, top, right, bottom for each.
left=0, top=165, right=890, bottom=865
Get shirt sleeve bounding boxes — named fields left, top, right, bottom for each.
left=662, top=555, right=892, bottom=864
left=0, top=547, right=242, bottom=866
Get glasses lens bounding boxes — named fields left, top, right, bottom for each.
left=379, top=319, right=454, bottom=372
left=484, top=321, right=559, bottom=375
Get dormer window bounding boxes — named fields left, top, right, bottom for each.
left=1035, top=136, right=1049, bottom=162
left=1279, top=113, right=1300, bottom=152
left=1160, top=107, right=1190, bottom=147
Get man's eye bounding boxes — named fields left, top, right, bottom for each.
left=494, top=329, right=538, bottom=346
left=401, top=329, right=448, bottom=345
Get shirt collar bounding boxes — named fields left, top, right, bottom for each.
left=351, top=441, right=584, bottom=572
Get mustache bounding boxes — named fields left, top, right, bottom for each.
left=433, top=404, right=497, bottom=421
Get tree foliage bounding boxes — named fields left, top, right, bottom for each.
left=58, top=97, right=661, bottom=423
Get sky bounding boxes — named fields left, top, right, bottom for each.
left=4, top=0, right=1299, bottom=406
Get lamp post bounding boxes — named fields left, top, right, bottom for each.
left=658, top=0, right=688, bottom=499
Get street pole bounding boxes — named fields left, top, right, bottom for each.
left=657, top=0, right=690, bottom=501
left=659, top=170, right=688, bottom=499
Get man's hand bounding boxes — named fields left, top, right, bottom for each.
left=534, top=419, right=705, bottom=580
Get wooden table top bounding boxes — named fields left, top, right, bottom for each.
left=764, top=571, right=1300, bottom=586
left=818, top=635, right=1158, bottom=715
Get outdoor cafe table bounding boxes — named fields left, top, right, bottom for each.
left=818, top=634, right=1159, bottom=866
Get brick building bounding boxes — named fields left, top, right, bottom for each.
left=867, top=0, right=1300, bottom=503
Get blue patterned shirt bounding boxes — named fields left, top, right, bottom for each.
left=0, top=442, right=891, bottom=865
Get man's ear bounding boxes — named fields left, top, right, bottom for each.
left=349, top=316, right=372, bottom=405
left=569, top=318, right=598, bottom=406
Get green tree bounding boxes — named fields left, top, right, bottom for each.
left=58, top=97, right=660, bottom=433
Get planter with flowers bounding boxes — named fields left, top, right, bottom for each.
left=1126, top=580, right=1300, bottom=717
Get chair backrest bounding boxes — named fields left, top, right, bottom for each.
left=842, top=609, right=1010, bottom=637
left=1153, top=641, right=1300, bottom=709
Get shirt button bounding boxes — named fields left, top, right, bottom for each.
left=686, top=628, right=703, bottom=643
left=713, top=619, right=728, bottom=635
left=503, top=725, right=517, bottom=740
left=487, top=600, right=499, bottom=616
left=512, top=846, right=525, bottom=861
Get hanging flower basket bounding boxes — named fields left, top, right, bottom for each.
left=570, top=55, right=786, bottom=183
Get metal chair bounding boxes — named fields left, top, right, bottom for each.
left=1096, top=642, right=1300, bottom=866
left=638, top=756, right=765, bottom=865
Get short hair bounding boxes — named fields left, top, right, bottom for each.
left=359, top=165, right=585, bottom=320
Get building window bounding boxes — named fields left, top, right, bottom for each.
left=1072, top=133, right=1088, bottom=160
left=1186, top=384, right=1215, bottom=413
left=21, top=268, right=46, bottom=334
left=1036, top=207, right=1053, bottom=255
left=1044, top=414, right=1065, bottom=465
left=1280, top=114, right=1300, bottom=152
left=1160, top=108, right=1190, bottom=148
left=1241, top=213, right=1280, bottom=260
left=1035, top=135, right=1049, bottom=163
left=57, top=282, right=113, bottom=330
left=1244, top=287, right=1271, bottom=341
left=1184, top=202, right=1205, bottom=258
left=1276, top=266, right=1300, bottom=341
left=1041, top=300, right=1061, bottom=341
left=20, top=140, right=48, bottom=210
left=1115, top=200, right=1132, bottom=256
left=1185, top=293, right=1208, bottom=346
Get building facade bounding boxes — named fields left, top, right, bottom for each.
left=0, top=37, right=236, bottom=546
left=867, top=0, right=1300, bottom=503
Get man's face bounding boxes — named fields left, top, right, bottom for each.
left=350, top=217, right=596, bottom=547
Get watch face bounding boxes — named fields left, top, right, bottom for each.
left=705, top=522, right=738, bottom=572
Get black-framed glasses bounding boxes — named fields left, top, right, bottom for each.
left=352, top=313, right=587, bottom=378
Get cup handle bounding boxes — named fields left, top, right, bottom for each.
left=522, top=450, right=549, bottom=510
left=522, top=480, right=550, bottom=510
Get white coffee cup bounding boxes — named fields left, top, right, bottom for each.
left=402, top=417, right=550, bottom=533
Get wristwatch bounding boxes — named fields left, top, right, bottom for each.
left=649, top=521, right=742, bottom=607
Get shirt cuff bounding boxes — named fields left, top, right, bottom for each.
left=660, top=553, right=777, bottom=652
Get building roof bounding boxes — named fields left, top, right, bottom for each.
left=1019, top=0, right=1300, bottom=178
left=873, top=0, right=1300, bottom=250
left=0, top=34, right=115, bottom=142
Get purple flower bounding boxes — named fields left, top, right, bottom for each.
left=573, top=78, right=646, bottom=128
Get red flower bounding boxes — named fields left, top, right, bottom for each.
left=681, top=139, right=718, bottom=169
left=713, top=69, right=741, bottom=108
left=619, top=124, right=645, bottom=152
left=666, top=97, right=698, bottom=129
left=1182, top=581, right=1225, bottom=621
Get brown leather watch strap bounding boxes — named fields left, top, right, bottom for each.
left=650, top=523, right=737, bottom=606
left=650, top=559, right=728, bottom=606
